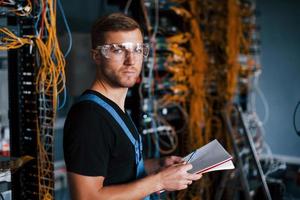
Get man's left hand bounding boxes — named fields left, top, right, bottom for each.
left=160, top=156, right=183, bottom=168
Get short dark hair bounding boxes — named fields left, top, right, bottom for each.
left=91, top=13, right=142, bottom=49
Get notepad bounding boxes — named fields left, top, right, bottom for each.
left=183, top=139, right=234, bottom=174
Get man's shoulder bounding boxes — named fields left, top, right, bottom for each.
left=68, top=99, right=111, bottom=118
left=64, top=100, right=117, bottom=140
left=64, top=100, right=115, bottom=132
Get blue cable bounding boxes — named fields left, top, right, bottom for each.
left=34, top=1, right=42, bottom=36
left=151, top=114, right=160, bottom=158
left=57, top=0, right=72, bottom=58
left=57, top=78, right=67, bottom=110
left=57, top=0, right=72, bottom=110
left=147, top=131, right=152, bottom=158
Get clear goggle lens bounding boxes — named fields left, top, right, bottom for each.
left=96, top=43, right=150, bottom=60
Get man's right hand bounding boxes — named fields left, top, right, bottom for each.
left=157, top=163, right=202, bottom=191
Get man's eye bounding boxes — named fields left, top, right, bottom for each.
left=112, top=48, right=124, bottom=54
left=135, top=48, right=143, bottom=53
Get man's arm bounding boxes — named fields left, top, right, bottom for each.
left=68, top=163, right=202, bottom=200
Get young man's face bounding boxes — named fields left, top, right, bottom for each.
left=94, top=29, right=144, bottom=88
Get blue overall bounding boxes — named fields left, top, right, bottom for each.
left=78, top=93, right=151, bottom=200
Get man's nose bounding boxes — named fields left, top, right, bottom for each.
left=124, top=50, right=135, bottom=65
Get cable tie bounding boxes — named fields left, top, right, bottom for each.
left=24, top=5, right=31, bottom=13
left=29, top=40, right=34, bottom=54
left=17, top=37, right=23, bottom=45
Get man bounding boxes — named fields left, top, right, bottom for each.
left=63, top=13, right=202, bottom=200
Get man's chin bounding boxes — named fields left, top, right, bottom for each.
left=118, top=79, right=138, bottom=88
left=122, top=82, right=137, bottom=88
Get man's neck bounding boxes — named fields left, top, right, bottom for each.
left=90, top=80, right=128, bottom=112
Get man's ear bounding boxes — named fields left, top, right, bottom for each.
left=91, top=49, right=101, bottom=65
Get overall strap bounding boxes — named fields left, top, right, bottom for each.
left=78, top=93, right=150, bottom=200
left=78, top=93, right=137, bottom=146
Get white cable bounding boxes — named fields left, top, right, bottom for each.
left=124, top=0, right=133, bottom=15
left=250, top=70, right=270, bottom=126
left=151, top=0, right=159, bottom=40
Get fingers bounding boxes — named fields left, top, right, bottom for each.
left=170, top=156, right=183, bottom=163
left=164, top=156, right=184, bottom=167
left=176, top=164, right=202, bottom=182
left=176, top=163, right=203, bottom=180
left=183, top=174, right=202, bottom=188
left=180, top=179, right=194, bottom=190
left=186, top=173, right=202, bottom=181
left=159, top=164, right=203, bottom=191
left=180, top=163, right=193, bottom=171
left=196, top=173, right=203, bottom=180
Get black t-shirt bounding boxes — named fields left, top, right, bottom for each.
left=63, top=90, right=139, bottom=186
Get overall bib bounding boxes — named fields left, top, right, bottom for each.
left=79, top=93, right=151, bottom=200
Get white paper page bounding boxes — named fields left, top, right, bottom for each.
left=204, top=160, right=235, bottom=173
left=183, top=139, right=234, bottom=174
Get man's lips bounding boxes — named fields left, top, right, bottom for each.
left=122, top=69, right=137, bottom=75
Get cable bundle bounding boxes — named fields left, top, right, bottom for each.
left=138, top=0, right=266, bottom=199
left=1, top=0, right=67, bottom=199
left=0, top=27, right=32, bottom=50
left=0, top=0, right=32, bottom=16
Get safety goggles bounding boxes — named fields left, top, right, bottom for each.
left=95, top=42, right=150, bottom=60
